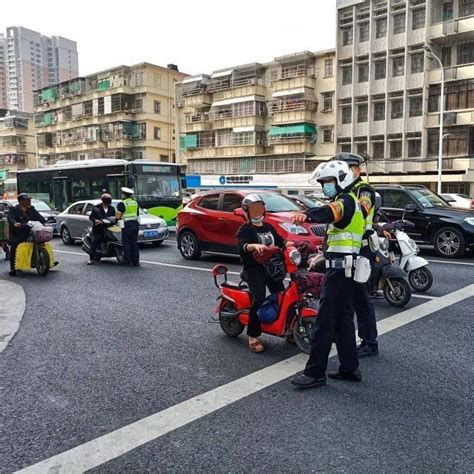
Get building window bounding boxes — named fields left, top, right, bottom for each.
left=322, top=127, right=334, bottom=143
left=408, top=140, right=421, bottom=157
left=373, top=142, right=384, bottom=158
left=342, top=67, right=352, bottom=85
left=341, top=144, right=352, bottom=153
left=153, top=127, right=161, bottom=140
left=390, top=140, right=402, bottom=158
left=322, top=92, right=333, bottom=111
left=412, top=9, right=426, bottom=30
left=428, top=128, right=470, bottom=157
left=441, top=47, right=452, bottom=67
left=458, top=42, right=474, bottom=65
left=357, top=142, right=367, bottom=155
left=373, top=102, right=385, bottom=121
left=429, top=80, right=474, bottom=111
left=324, top=59, right=333, bottom=77
left=153, top=100, right=161, bottom=114
left=374, top=60, right=386, bottom=80
left=411, top=53, right=424, bottom=74
left=359, top=23, right=369, bottom=42
left=159, top=154, right=169, bottom=162
left=358, top=104, right=368, bottom=122
left=393, top=13, right=406, bottom=35
left=459, top=0, right=474, bottom=17
left=153, top=73, right=161, bottom=87
left=392, top=57, right=405, bottom=77
left=409, top=96, right=423, bottom=117
left=342, top=28, right=353, bottom=46
left=358, top=63, right=369, bottom=83
left=442, top=2, right=454, bottom=21
left=391, top=99, right=404, bottom=119
left=442, top=182, right=471, bottom=195
left=376, top=18, right=387, bottom=38
left=342, top=106, right=352, bottom=124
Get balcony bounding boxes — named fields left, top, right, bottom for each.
left=212, top=84, right=266, bottom=101
left=272, top=142, right=315, bottom=155
left=272, top=76, right=315, bottom=91
left=426, top=111, right=474, bottom=127
left=272, top=109, right=316, bottom=124
left=405, top=162, right=426, bottom=173
left=184, top=93, right=212, bottom=108
left=210, top=114, right=265, bottom=130
left=430, top=16, right=474, bottom=43
left=429, top=63, right=474, bottom=83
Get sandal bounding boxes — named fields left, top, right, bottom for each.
left=249, top=339, right=265, bottom=353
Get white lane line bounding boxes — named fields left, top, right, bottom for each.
left=411, top=294, right=437, bottom=300
left=426, top=259, right=474, bottom=267
left=16, top=284, right=474, bottom=473
left=0, top=280, right=26, bottom=353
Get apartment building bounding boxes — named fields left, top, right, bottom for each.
left=176, top=50, right=336, bottom=177
left=0, top=110, right=36, bottom=176
left=34, top=63, right=187, bottom=165
left=336, top=0, right=474, bottom=195
left=3, top=26, right=79, bottom=113
left=0, top=35, right=7, bottom=109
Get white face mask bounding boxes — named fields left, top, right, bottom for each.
left=251, top=215, right=264, bottom=225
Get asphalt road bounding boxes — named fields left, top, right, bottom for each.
left=0, top=238, right=473, bottom=473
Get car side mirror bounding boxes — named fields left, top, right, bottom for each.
left=233, top=208, right=246, bottom=219
left=86, top=211, right=92, bottom=216
left=404, top=204, right=417, bottom=213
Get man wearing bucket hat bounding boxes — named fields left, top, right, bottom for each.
left=116, top=187, right=140, bottom=267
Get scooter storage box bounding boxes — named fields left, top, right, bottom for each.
left=0, top=219, right=9, bottom=241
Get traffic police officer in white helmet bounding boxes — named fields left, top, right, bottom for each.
left=116, top=187, right=140, bottom=266
left=291, top=160, right=366, bottom=389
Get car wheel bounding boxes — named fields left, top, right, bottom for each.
left=178, top=231, right=201, bottom=260
left=60, top=226, right=74, bottom=245
left=433, top=227, right=465, bottom=258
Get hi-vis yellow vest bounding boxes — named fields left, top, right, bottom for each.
left=353, top=180, right=375, bottom=231
left=122, top=197, right=139, bottom=222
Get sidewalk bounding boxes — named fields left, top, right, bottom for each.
left=0, top=279, right=26, bottom=353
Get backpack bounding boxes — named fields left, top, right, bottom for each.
left=257, top=293, right=281, bottom=324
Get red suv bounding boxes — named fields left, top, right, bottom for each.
left=177, top=190, right=325, bottom=260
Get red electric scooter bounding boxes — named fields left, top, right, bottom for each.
left=212, top=247, right=318, bottom=353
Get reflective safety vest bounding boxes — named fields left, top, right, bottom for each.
left=326, top=193, right=365, bottom=255
left=122, top=197, right=139, bottom=222
left=353, top=180, right=375, bottom=231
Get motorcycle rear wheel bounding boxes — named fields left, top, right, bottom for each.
left=408, top=267, right=433, bottom=292
left=36, top=247, right=50, bottom=276
left=219, top=302, right=245, bottom=337
left=383, top=278, right=411, bottom=307
left=292, top=317, right=316, bottom=354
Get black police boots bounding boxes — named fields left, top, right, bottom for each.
left=291, top=373, right=327, bottom=389
left=327, top=368, right=362, bottom=382
left=357, top=342, right=379, bottom=358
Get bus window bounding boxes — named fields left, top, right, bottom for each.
left=135, top=174, right=180, bottom=200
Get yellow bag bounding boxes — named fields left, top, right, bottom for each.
left=15, top=242, right=56, bottom=271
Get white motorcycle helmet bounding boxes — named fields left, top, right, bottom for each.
left=308, top=160, right=355, bottom=191
left=241, top=193, right=265, bottom=213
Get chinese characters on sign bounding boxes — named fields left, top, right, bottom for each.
left=219, top=175, right=254, bottom=185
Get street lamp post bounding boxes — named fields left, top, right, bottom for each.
left=424, top=44, right=445, bottom=194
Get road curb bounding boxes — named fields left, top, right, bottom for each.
left=0, top=279, right=26, bottom=353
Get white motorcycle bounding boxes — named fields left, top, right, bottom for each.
left=382, top=206, right=433, bottom=293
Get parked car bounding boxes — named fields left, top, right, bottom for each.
left=440, top=193, right=474, bottom=210
left=0, top=199, right=59, bottom=234
left=286, top=194, right=326, bottom=209
left=57, top=200, right=168, bottom=246
left=176, top=190, right=325, bottom=260
left=376, top=185, right=474, bottom=258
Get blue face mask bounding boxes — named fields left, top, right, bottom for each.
left=323, top=183, right=338, bottom=198
left=251, top=215, right=264, bottom=225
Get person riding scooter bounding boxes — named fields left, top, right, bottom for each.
left=236, top=194, right=293, bottom=354
left=7, top=193, right=46, bottom=277
left=87, top=194, right=116, bottom=265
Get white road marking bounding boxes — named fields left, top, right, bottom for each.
left=411, top=294, right=437, bottom=300
left=16, top=284, right=474, bottom=473
left=0, top=280, right=26, bottom=353
left=426, top=259, right=474, bottom=267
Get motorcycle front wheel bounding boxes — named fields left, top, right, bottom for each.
left=219, top=302, right=245, bottom=337
left=115, top=247, right=125, bottom=265
left=292, top=317, right=316, bottom=354
left=383, top=278, right=411, bottom=307
left=36, top=246, right=50, bottom=276
left=408, top=267, right=433, bottom=292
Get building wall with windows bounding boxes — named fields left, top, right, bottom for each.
left=33, top=63, right=187, bottom=166
left=0, top=34, right=7, bottom=109
left=176, top=49, right=337, bottom=175
left=0, top=111, right=36, bottom=176
left=336, top=0, right=474, bottom=195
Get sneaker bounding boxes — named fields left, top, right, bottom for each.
left=357, top=343, right=379, bottom=358
left=328, top=369, right=362, bottom=382
left=86, top=260, right=95, bottom=265
left=291, top=373, right=327, bottom=389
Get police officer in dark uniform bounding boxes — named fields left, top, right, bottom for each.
left=116, top=187, right=140, bottom=267
left=337, top=153, right=379, bottom=357
left=291, top=160, right=366, bottom=389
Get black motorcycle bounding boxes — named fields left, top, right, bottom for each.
left=81, top=218, right=125, bottom=264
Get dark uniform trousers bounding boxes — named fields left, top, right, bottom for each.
left=304, top=268, right=359, bottom=379
left=122, top=221, right=139, bottom=265
left=354, top=245, right=378, bottom=346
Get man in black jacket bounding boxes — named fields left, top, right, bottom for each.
left=87, top=194, right=116, bottom=265
left=7, top=193, right=46, bottom=276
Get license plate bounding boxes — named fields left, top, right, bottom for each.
left=143, top=230, right=159, bottom=239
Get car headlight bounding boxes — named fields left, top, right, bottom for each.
left=160, top=220, right=168, bottom=228
left=464, top=217, right=474, bottom=226
left=279, top=223, right=309, bottom=235
left=289, top=249, right=302, bottom=265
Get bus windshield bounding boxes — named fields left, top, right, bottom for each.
left=134, top=173, right=180, bottom=201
